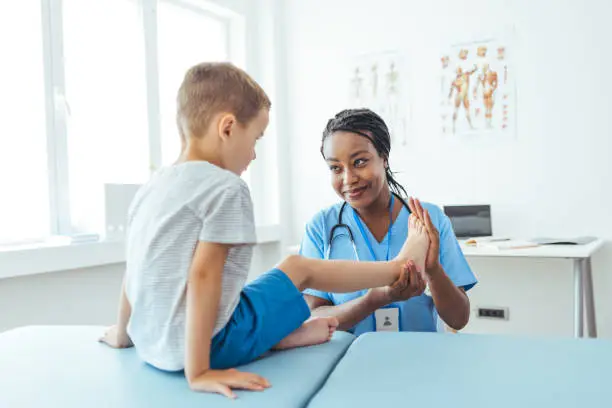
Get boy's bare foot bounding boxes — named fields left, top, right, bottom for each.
left=395, top=214, right=430, bottom=273
left=274, top=317, right=339, bottom=350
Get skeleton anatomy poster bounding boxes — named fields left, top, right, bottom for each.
left=349, top=51, right=410, bottom=146
left=440, top=38, right=514, bottom=138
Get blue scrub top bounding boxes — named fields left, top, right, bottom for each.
left=300, top=201, right=477, bottom=336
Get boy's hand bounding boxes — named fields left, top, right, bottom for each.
left=189, top=368, right=271, bottom=399
left=99, top=325, right=133, bottom=349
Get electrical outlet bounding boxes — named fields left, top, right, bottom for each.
left=476, top=307, right=509, bottom=320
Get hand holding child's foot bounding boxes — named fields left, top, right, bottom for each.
left=395, top=214, right=430, bottom=274
left=274, top=316, right=339, bottom=350
left=376, top=260, right=426, bottom=303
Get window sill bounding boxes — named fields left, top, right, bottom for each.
left=0, top=225, right=281, bottom=280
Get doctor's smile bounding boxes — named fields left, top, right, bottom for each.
left=343, top=185, right=368, bottom=201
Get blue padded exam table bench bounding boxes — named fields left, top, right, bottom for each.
left=0, top=326, right=354, bottom=408
left=1, top=327, right=611, bottom=407
left=309, top=332, right=612, bottom=408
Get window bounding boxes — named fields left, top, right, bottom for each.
left=0, top=0, right=253, bottom=247
left=0, top=2, right=50, bottom=244
left=62, top=0, right=150, bottom=234
left=157, top=2, right=229, bottom=166
left=156, top=1, right=251, bottom=187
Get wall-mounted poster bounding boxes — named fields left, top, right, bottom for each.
left=349, top=51, right=410, bottom=146
left=440, top=38, right=514, bottom=138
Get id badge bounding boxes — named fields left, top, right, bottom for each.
left=374, top=307, right=400, bottom=332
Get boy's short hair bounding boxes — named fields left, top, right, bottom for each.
left=177, top=62, right=271, bottom=139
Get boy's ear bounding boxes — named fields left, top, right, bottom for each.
left=218, top=113, right=237, bottom=140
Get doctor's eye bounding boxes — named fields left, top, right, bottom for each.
left=354, top=158, right=368, bottom=167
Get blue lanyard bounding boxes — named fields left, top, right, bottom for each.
left=352, top=195, right=395, bottom=261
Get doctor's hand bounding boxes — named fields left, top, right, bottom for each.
left=375, top=260, right=426, bottom=304
left=408, top=197, right=442, bottom=277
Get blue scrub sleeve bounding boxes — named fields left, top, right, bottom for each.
left=437, top=211, right=478, bottom=291
left=299, top=213, right=333, bottom=302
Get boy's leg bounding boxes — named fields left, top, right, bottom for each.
left=210, top=270, right=313, bottom=369
left=210, top=216, right=429, bottom=367
left=270, top=215, right=428, bottom=351
left=278, top=214, right=430, bottom=293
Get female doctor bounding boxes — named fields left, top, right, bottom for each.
left=300, top=108, right=477, bottom=334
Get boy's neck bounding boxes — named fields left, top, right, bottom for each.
left=178, top=139, right=224, bottom=169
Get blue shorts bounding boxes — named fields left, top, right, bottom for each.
left=210, top=268, right=311, bottom=369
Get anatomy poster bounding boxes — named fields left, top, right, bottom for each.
left=348, top=51, right=410, bottom=146
left=440, top=39, right=514, bottom=137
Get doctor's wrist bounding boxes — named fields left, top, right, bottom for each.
left=366, top=288, right=390, bottom=309
left=425, top=263, right=445, bottom=281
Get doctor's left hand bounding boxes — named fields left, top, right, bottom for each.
left=378, top=260, right=426, bottom=303
left=408, top=197, right=442, bottom=277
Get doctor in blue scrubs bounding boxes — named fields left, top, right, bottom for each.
left=300, top=108, right=477, bottom=335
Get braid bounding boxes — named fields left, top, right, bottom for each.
left=321, top=108, right=408, bottom=199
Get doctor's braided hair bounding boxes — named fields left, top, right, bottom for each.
left=321, top=108, right=408, bottom=199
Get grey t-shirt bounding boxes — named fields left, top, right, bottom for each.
left=125, top=161, right=256, bottom=371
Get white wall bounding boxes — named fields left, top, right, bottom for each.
left=282, top=0, right=612, bottom=337
left=0, top=264, right=123, bottom=333
left=0, top=243, right=281, bottom=333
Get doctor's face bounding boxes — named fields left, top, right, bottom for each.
left=323, top=131, right=387, bottom=210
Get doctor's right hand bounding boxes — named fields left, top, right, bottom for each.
left=377, top=260, right=426, bottom=304
left=189, top=368, right=271, bottom=399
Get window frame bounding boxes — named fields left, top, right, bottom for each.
left=33, top=0, right=250, bottom=242
left=0, top=0, right=282, bottom=278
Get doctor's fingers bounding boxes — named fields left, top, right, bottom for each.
left=392, top=263, right=411, bottom=291
left=423, top=209, right=440, bottom=242
left=402, top=262, right=420, bottom=291
left=408, top=265, right=426, bottom=295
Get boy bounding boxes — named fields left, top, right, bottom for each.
left=99, top=62, right=431, bottom=399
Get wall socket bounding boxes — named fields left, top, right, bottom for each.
left=476, top=307, right=509, bottom=320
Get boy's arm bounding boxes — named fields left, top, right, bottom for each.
left=185, top=241, right=270, bottom=398
left=99, top=275, right=133, bottom=348
left=185, top=241, right=226, bottom=381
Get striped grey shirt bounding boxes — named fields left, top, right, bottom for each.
left=125, top=161, right=256, bottom=371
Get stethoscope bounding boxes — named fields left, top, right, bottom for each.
left=325, top=192, right=412, bottom=261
